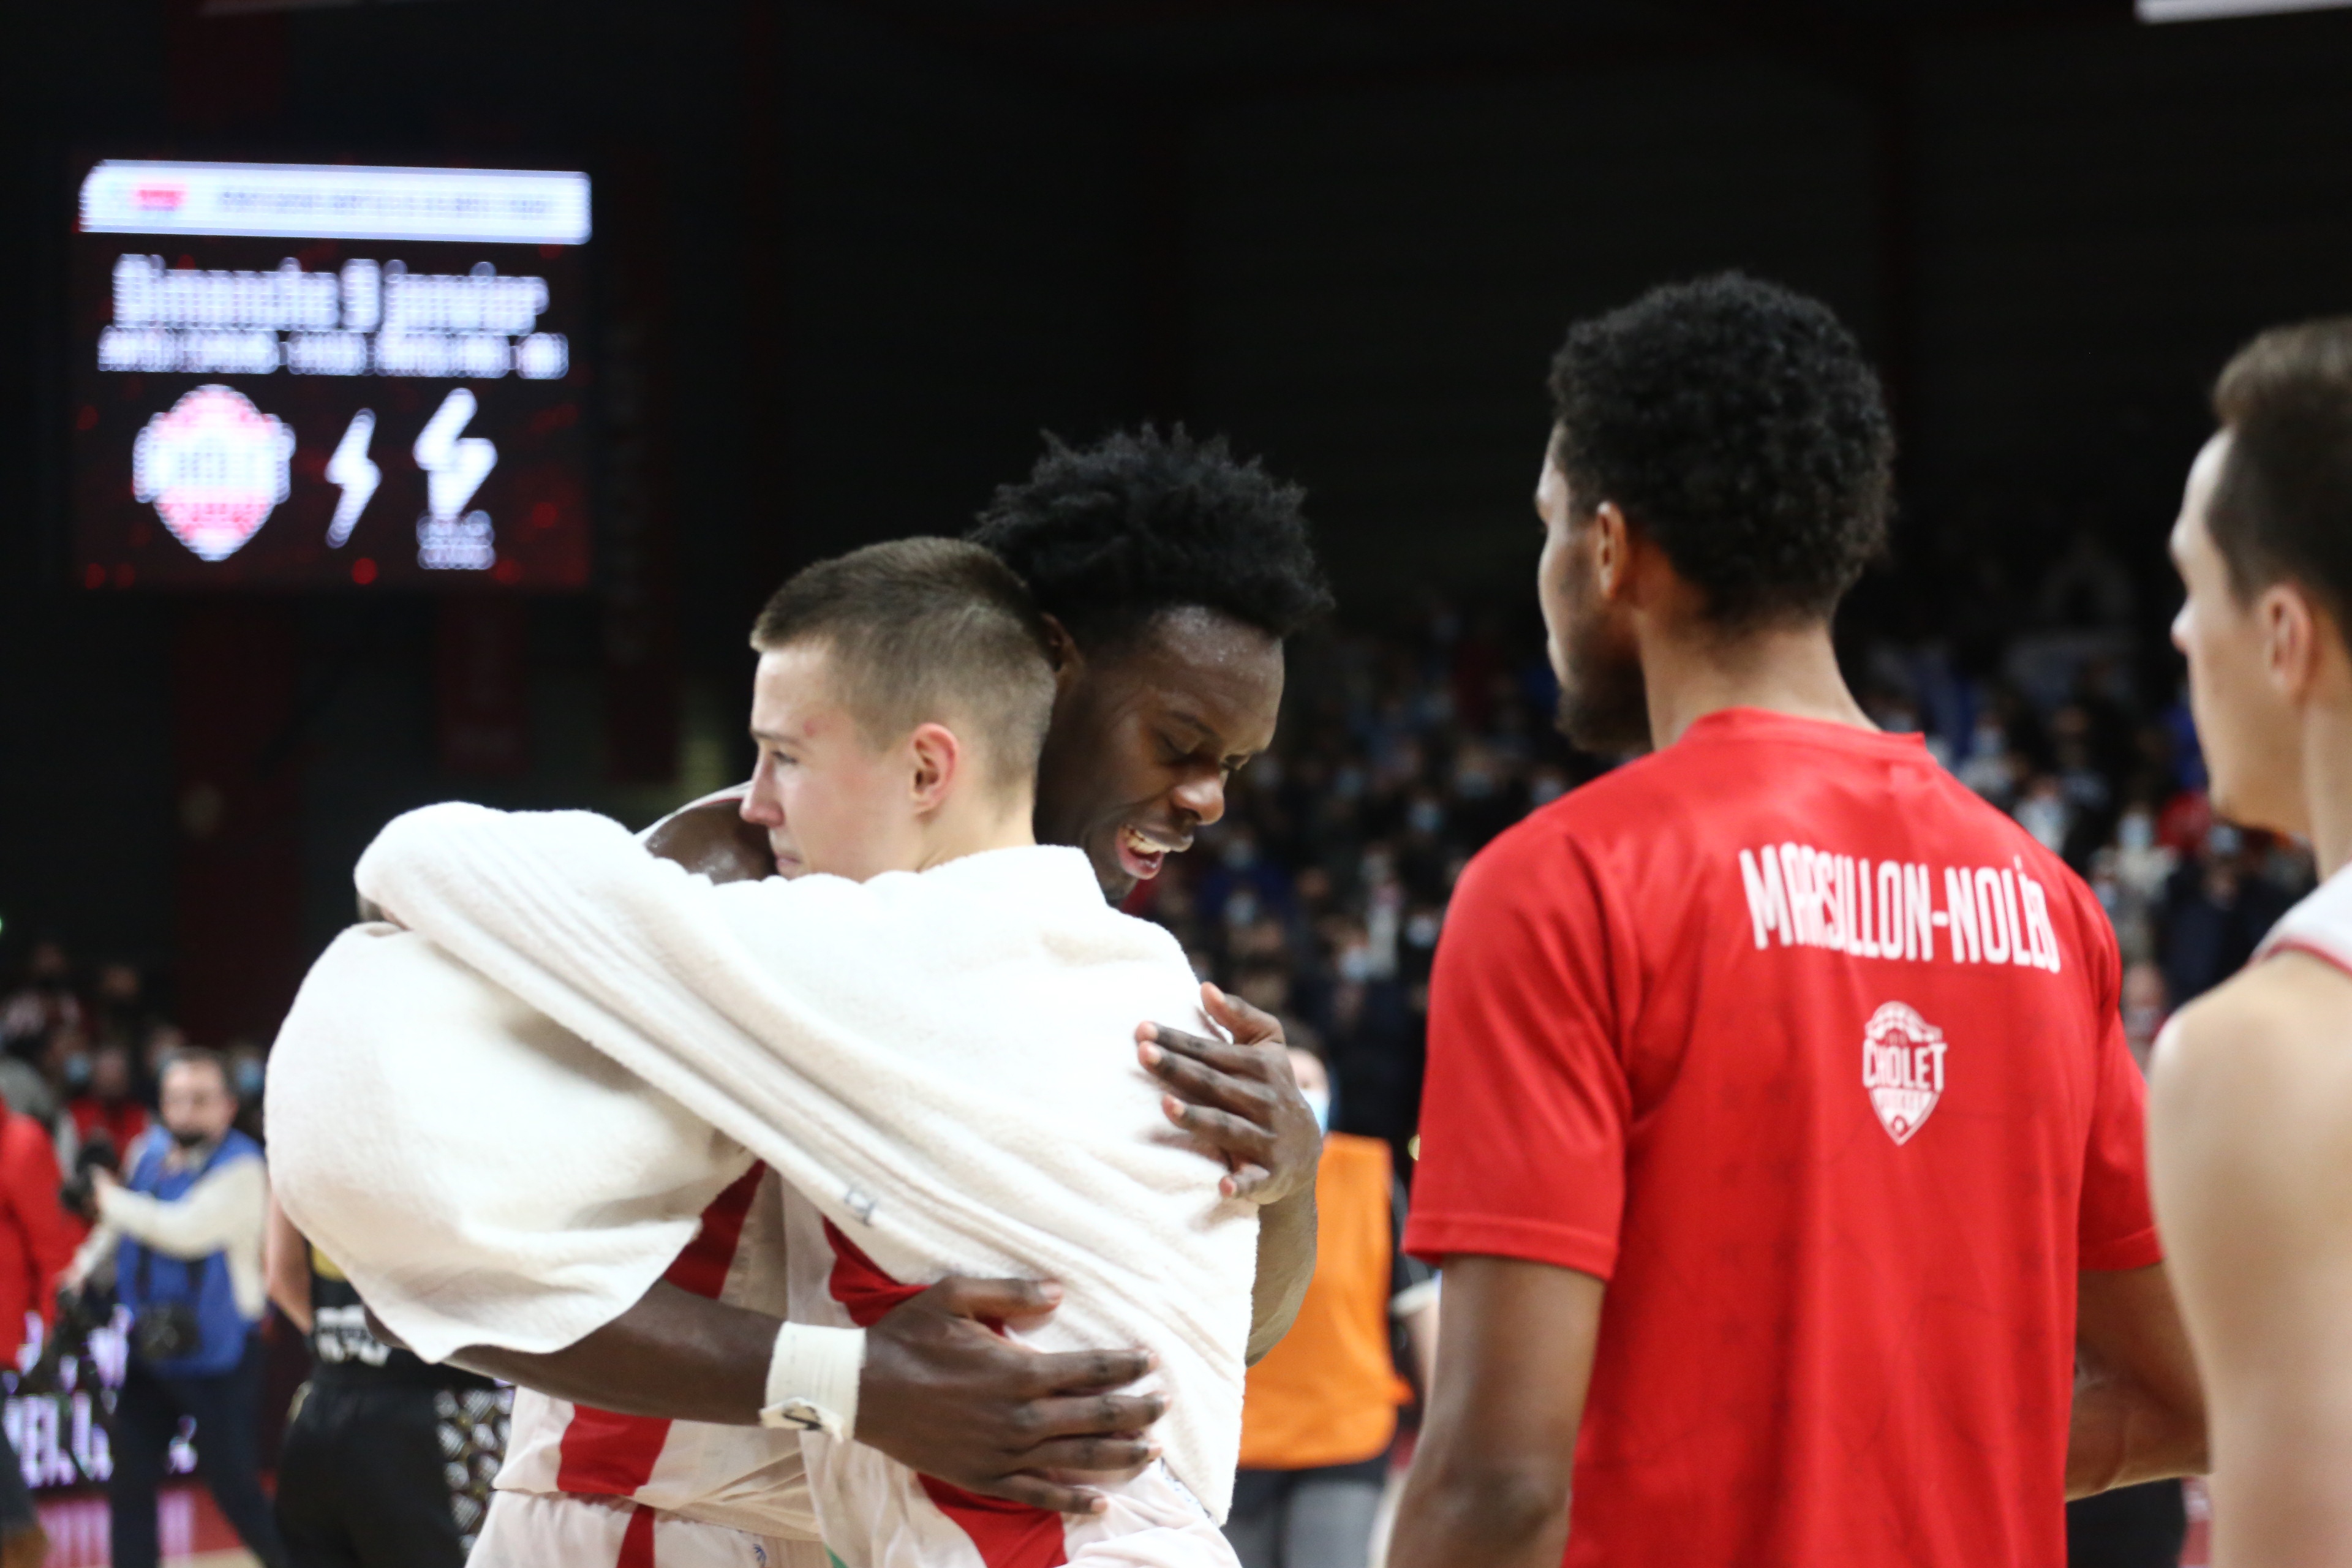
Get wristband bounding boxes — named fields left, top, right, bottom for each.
left=758, top=1322, right=864, bottom=1438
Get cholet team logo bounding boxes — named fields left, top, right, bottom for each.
left=131, top=383, right=295, bottom=562
left=1861, top=1001, right=1948, bottom=1146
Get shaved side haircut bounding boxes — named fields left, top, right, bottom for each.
left=2211, top=317, right=2352, bottom=632
left=751, top=537, right=1057, bottom=791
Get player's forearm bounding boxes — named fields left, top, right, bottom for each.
left=450, top=1280, right=778, bottom=1425
left=1246, top=1185, right=1316, bottom=1363
left=2064, top=1371, right=2209, bottom=1498
left=2210, top=1442, right=2352, bottom=1568
left=1389, top=1458, right=1571, bottom=1568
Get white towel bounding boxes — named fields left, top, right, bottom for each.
left=266, top=923, right=755, bottom=1360
left=275, top=803, right=1259, bottom=1521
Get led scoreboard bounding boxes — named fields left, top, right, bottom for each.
left=69, top=159, right=593, bottom=589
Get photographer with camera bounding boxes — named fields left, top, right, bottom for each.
left=62, top=1047, right=287, bottom=1568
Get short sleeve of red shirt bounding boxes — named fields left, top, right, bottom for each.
left=1404, top=818, right=1630, bottom=1280
left=2078, top=922, right=2162, bottom=1272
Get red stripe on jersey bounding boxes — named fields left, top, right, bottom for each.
left=821, top=1219, right=925, bottom=1327
left=823, top=1220, right=1068, bottom=1568
left=617, top=1504, right=657, bottom=1568
left=665, top=1162, right=768, bottom=1297
left=913, top=1479, right=1070, bottom=1568
left=2271, top=937, right=2352, bottom=981
left=556, top=1163, right=767, bottom=1497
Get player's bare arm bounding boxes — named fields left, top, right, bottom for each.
left=2065, top=1261, right=2206, bottom=1497
left=448, top=1278, right=1168, bottom=1516
left=1387, top=1256, right=1605, bottom=1568
left=2151, top=954, right=2352, bottom=1567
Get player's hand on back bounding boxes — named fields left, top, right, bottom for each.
left=858, top=1277, right=1169, bottom=1515
left=1137, top=983, right=1319, bottom=1205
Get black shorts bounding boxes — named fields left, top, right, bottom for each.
left=274, top=1378, right=510, bottom=1568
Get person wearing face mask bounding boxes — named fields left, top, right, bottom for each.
left=63, top=1047, right=288, bottom=1568
left=64, top=1042, right=150, bottom=1169
left=1224, top=1036, right=1438, bottom=1568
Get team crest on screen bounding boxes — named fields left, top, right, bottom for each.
left=131, top=383, right=295, bottom=561
left=1861, top=1001, right=1947, bottom=1145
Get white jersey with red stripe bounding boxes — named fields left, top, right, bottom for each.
left=779, top=1192, right=1238, bottom=1568
left=493, top=1159, right=824, bottom=1544
left=2260, top=860, right=2352, bottom=978
left=473, top=1491, right=829, bottom=1568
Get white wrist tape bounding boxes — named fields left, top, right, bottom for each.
left=758, top=1322, right=864, bottom=1438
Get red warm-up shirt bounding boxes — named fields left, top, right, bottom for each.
left=1405, top=709, right=2159, bottom=1568
left=0, top=1110, right=72, bottom=1368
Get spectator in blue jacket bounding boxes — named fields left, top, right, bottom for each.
left=65, top=1047, right=287, bottom=1568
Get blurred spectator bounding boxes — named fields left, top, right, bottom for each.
left=87, top=963, right=159, bottom=1060
left=64, top=1048, right=287, bottom=1568
left=0, top=944, right=80, bottom=1049
left=225, top=1045, right=269, bottom=1144
left=64, top=1042, right=149, bottom=1167
left=2038, top=530, right=2136, bottom=630
left=1224, top=1039, right=1438, bottom=1568
left=2015, top=776, right=2071, bottom=856
left=2120, top=963, right=2169, bottom=1073
left=2159, top=824, right=2300, bottom=1008
left=0, top=1084, right=72, bottom=1568
left=0, top=1052, right=56, bottom=1141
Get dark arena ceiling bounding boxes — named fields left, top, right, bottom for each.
left=832, top=0, right=2136, bottom=97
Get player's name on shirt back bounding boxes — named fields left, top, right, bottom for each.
left=1735, top=842, right=2066, bottom=972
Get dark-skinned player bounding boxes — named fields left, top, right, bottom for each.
left=1391, top=278, right=2205, bottom=1568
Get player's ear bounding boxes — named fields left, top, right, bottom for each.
left=1038, top=614, right=1084, bottom=693
left=2260, top=581, right=2319, bottom=700
left=1591, top=500, right=1633, bottom=602
left=907, top=722, right=962, bottom=814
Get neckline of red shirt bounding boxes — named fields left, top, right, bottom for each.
left=1673, top=706, right=1931, bottom=755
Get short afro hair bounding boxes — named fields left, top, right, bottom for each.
left=967, top=426, right=1333, bottom=652
left=1548, top=273, right=1893, bottom=629
left=2210, top=316, right=2352, bottom=633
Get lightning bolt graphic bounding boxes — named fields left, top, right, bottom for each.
left=324, top=409, right=380, bottom=548
left=414, top=388, right=497, bottom=523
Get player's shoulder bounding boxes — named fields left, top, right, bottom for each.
left=2157, top=951, right=2352, bottom=1106
left=1480, top=749, right=1689, bottom=850
left=902, top=845, right=1196, bottom=968
left=2151, top=952, right=2352, bottom=1242
left=1896, top=760, right=2108, bottom=919
left=1458, top=787, right=1608, bottom=892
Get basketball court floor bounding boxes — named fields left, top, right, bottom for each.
left=36, top=1482, right=259, bottom=1568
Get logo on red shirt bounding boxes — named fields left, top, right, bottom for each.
left=1861, top=1001, right=1947, bottom=1145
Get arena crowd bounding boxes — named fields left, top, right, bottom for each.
left=1136, top=584, right=2316, bottom=1167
